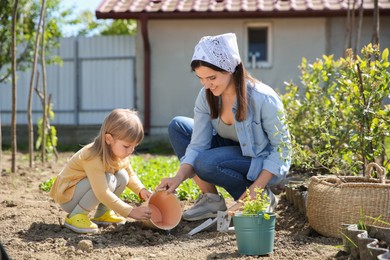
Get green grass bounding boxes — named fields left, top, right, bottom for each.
left=40, top=154, right=231, bottom=203
left=39, top=177, right=56, bottom=192
left=30, top=135, right=390, bottom=199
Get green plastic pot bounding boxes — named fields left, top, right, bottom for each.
left=232, top=212, right=276, bottom=256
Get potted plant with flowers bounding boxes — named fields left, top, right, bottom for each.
left=232, top=187, right=276, bottom=256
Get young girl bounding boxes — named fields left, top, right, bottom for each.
left=49, top=108, right=152, bottom=233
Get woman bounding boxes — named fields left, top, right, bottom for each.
left=157, top=33, right=291, bottom=221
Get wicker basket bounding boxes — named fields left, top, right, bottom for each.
left=306, top=163, right=390, bottom=238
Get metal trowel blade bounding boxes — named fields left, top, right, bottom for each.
left=188, top=217, right=217, bottom=236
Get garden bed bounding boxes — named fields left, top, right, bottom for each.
left=1, top=151, right=350, bottom=259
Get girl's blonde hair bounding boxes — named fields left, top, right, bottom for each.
left=86, top=108, right=144, bottom=169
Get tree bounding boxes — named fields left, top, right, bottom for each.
left=11, top=0, right=18, bottom=173
left=345, top=0, right=381, bottom=54
left=0, top=0, right=64, bottom=84
left=35, top=19, right=59, bottom=163
left=27, top=0, right=46, bottom=168
left=1, top=0, right=71, bottom=172
left=100, top=19, right=137, bottom=36
left=40, top=19, right=47, bottom=164
left=0, top=111, right=2, bottom=175
left=67, top=10, right=137, bottom=37
left=372, top=0, right=380, bottom=44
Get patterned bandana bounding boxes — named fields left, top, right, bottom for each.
left=191, top=33, right=241, bottom=73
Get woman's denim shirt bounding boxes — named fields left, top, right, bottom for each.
left=181, top=80, right=292, bottom=183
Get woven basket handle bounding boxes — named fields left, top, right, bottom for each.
left=365, top=162, right=386, bottom=184
left=318, top=176, right=345, bottom=185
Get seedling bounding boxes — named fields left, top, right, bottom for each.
left=239, top=187, right=271, bottom=220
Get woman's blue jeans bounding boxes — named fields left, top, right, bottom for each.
left=168, top=116, right=253, bottom=200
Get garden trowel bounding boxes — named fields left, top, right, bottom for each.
left=188, top=202, right=242, bottom=236
left=188, top=188, right=278, bottom=236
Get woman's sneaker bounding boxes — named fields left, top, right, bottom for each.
left=64, top=214, right=99, bottom=233
left=91, top=210, right=126, bottom=225
left=183, top=193, right=227, bottom=221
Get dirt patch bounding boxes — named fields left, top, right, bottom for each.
left=1, top=151, right=348, bottom=259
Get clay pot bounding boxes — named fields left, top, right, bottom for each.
left=285, top=178, right=305, bottom=205
left=285, top=186, right=293, bottom=203
left=341, top=224, right=390, bottom=259
left=143, top=190, right=182, bottom=230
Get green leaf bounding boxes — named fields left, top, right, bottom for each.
left=382, top=48, right=389, bottom=61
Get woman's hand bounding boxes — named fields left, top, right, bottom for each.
left=156, top=164, right=193, bottom=194
left=239, top=169, right=274, bottom=200
left=128, top=206, right=152, bottom=220
left=139, top=188, right=152, bottom=201
left=156, top=175, right=182, bottom=194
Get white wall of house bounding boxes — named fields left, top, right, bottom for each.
left=137, top=18, right=326, bottom=134
left=135, top=16, right=389, bottom=134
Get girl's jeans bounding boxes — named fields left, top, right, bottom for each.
left=168, top=116, right=253, bottom=200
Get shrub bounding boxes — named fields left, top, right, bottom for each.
left=282, top=44, right=390, bottom=176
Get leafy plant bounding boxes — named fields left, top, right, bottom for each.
left=239, top=187, right=270, bottom=220
left=357, top=207, right=367, bottom=231
left=282, top=44, right=390, bottom=176
left=35, top=104, right=57, bottom=160
left=0, top=0, right=64, bottom=84
left=366, top=215, right=390, bottom=227
left=127, top=155, right=229, bottom=201
left=39, top=176, right=56, bottom=192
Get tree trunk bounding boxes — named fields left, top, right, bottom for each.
left=0, top=110, right=2, bottom=175
left=372, top=0, right=380, bottom=45
left=354, top=0, right=364, bottom=55
left=344, top=0, right=352, bottom=50
left=41, top=17, right=47, bottom=164
left=11, top=0, right=19, bottom=173
left=27, top=0, right=46, bottom=168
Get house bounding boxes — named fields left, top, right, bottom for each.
left=96, top=0, right=390, bottom=135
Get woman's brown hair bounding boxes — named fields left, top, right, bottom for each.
left=191, top=60, right=255, bottom=121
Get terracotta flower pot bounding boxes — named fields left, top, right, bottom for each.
left=143, top=190, right=182, bottom=230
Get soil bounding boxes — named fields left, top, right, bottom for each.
left=0, top=151, right=349, bottom=260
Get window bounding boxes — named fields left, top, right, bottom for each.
left=246, top=23, right=272, bottom=69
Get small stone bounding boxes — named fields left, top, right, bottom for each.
left=77, top=239, right=93, bottom=253
left=67, top=246, right=75, bottom=253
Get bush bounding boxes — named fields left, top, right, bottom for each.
left=282, top=44, right=390, bottom=176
